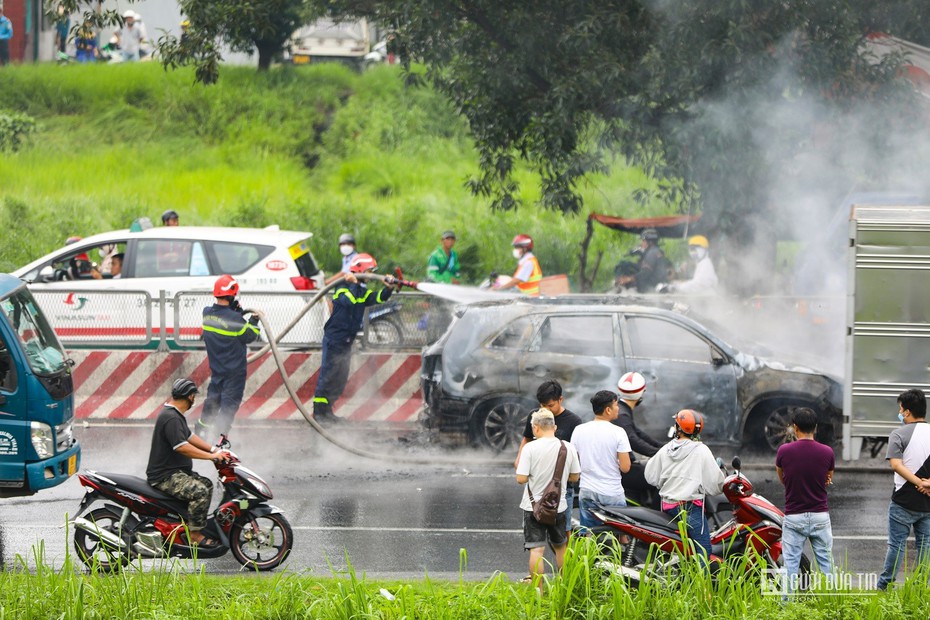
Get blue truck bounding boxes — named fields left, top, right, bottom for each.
left=0, top=274, right=80, bottom=496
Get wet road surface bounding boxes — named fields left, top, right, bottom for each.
left=0, top=422, right=911, bottom=583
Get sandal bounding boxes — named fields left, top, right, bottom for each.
left=190, top=536, right=220, bottom=548
left=519, top=575, right=535, bottom=584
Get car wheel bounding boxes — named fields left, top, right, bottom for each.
left=749, top=401, right=818, bottom=452
left=471, top=399, right=529, bottom=451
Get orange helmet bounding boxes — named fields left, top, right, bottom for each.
left=213, top=274, right=239, bottom=297
left=348, top=253, right=378, bottom=273
left=512, top=234, right=533, bottom=250
left=674, top=409, right=704, bottom=436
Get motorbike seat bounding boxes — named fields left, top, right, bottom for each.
left=600, top=505, right=681, bottom=533
left=94, top=472, right=188, bottom=506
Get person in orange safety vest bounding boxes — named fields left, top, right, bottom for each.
left=494, top=234, right=543, bottom=296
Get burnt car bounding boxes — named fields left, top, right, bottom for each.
left=420, top=298, right=842, bottom=452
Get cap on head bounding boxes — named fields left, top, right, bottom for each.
left=338, top=233, right=356, bottom=245
left=641, top=228, right=660, bottom=242
left=171, top=377, right=199, bottom=399
left=122, top=10, right=135, bottom=19
left=348, top=253, right=377, bottom=273
left=65, top=236, right=83, bottom=246
left=512, top=234, right=533, bottom=250
left=213, top=274, right=239, bottom=297
left=674, top=409, right=704, bottom=436
left=617, top=371, right=646, bottom=401
left=441, top=230, right=456, bottom=240
left=688, top=235, right=709, bottom=248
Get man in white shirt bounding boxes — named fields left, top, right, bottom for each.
left=117, top=11, right=144, bottom=62
left=571, top=390, right=632, bottom=529
left=665, top=235, right=718, bottom=295
left=515, top=408, right=581, bottom=592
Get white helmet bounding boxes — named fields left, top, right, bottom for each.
left=618, top=371, right=646, bottom=401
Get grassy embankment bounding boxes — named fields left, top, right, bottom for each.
left=0, top=62, right=672, bottom=288
left=3, top=535, right=928, bottom=618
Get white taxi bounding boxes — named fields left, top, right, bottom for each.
left=13, top=226, right=328, bottom=347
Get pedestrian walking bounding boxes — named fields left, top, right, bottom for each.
left=515, top=408, right=581, bottom=593
left=775, top=407, right=835, bottom=592
left=313, top=253, right=398, bottom=423
left=571, top=390, right=632, bottom=529
left=197, top=275, right=261, bottom=441
left=877, top=388, right=930, bottom=591
left=514, top=379, right=584, bottom=532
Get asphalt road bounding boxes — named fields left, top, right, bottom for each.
left=0, top=422, right=911, bottom=583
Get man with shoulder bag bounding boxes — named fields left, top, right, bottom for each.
left=515, top=408, right=581, bottom=593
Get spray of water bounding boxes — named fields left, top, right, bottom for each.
left=414, top=282, right=520, bottom=305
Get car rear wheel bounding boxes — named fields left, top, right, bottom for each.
left=471, top=399, right=530, bottom=452
left=748, top=401, right=822, bottom=452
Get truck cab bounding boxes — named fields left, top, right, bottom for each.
left=0, top=274, right=80, bottom=496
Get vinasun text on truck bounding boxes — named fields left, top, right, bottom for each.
left=0, top=274, right=80, bottom=497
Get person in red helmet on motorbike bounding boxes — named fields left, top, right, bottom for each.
left=644, top=409, right=724, bottom=561
left=197, top=275, right=261, bottom=440
left=147, top=378, right=231, bottom=547
left=494, top=234, right=543, bottom=296
left=312, top=253, right=399, bottom=424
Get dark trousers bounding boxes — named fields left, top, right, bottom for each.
left=198, top=370, right=247, bottom=438
left=313, top=340, right=352, bottom=416
left=0, top=40, right=9, bottom=66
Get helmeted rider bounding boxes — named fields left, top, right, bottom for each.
left=612, top=371, right=664, bottom=505
left=660, top=234, right=718, bottom=294
left=313, top=253, right=399, bottom=423
left=325, top=233, right=359, bottom=286
left=197, top=275, right=261, bottom=440
left=161, top=209, right=180, bottom=226
left=494, top=234, right=542, bottom=296
left=645, top=409, right=725, bottom=560
left=631, top=228, right=671, bottom=293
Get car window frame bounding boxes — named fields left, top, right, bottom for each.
left=525, top=312, right=618, bottom=357
left=203, top=241, right=276, bottom=276
left=621, top=313, right=725, bottom=365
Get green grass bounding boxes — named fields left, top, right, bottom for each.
left=3, top=535, right=927, bottom=619
left=0, top=61, right=676, bottom=288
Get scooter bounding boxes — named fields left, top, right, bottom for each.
left=589, top=457, right=807, bottom=583
left=70, top=437, right=292, bottom=572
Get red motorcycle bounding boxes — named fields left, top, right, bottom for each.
left=70, top=438, right=292, bottom=572
left=590, top=457, right=809, bottom=582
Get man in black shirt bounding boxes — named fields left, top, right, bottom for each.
left=612, top=371, right=663, bottom=506
left=147, top=378, right=230, bottom=547
left=513, top=380, right=584, bottom=531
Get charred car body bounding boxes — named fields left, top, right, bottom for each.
left=421, top=298, right=842, bottom=452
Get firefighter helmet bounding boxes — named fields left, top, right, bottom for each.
left=512, top=234, right=534, bottom=250
left=617, top=371, right=646, bottom=401
left=348, top=253, right=378, bottom=273
left=674, top=409, right=704, bottom=437
left=213, top=274, right=239, bottom=297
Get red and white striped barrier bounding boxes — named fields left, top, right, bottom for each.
left=70, top=350, right=423, bottom=423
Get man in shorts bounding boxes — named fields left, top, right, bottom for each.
left=515, top=408, right=581, bottom=593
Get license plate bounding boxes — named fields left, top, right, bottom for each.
left=68, top=454, right=77, bottom=476
left=293, top=55, right=310, bottom=65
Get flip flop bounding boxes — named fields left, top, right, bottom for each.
left=190, top=536, right=220, bottom=548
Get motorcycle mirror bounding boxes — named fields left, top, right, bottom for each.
left=731, top=456, right=741, bottom=471
left=667, top=425, right=676, bottom=438
left=716, top=457, right=724, bottom=469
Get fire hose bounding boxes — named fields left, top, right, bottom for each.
left=244, top=272, right=511, bottom=466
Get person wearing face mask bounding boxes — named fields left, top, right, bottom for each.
left=494, top=234, right=542, bottom=296
left=661, top=235, right=718, bottom=294
left=325, top=233, right=359, bottom=286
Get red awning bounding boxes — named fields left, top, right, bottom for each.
left=588, top=213, right=702, bottom=238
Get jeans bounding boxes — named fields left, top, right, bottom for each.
left=579, top=489, right=626, bottom=529
left=664, top=502, right=710, bottom=559
left=564, top=485, right=575, bottom=530
left=877, top=501, right=930, bottom=590
left=782, top=511, right=833, bottom=588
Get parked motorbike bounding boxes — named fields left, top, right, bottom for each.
left=623, top=461, right=733, bottom=530
left=71, top=437, right=292, bottom=572
left=590, top=456, right=809, bottom=583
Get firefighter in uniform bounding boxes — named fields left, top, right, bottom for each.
left=197, top=275, right=261, bottom=440
left=494, top=234, right=543, bottom=296
left=313, top=254, right=399, bottom=423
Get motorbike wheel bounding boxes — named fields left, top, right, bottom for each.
left=230, top=512, right=293, bottom=571
left=365, top=316, right=404, bottom=347
left=73, top=507, right=131, bottom=573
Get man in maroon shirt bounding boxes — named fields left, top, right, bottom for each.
left=775, top=407, right=835, bottom=593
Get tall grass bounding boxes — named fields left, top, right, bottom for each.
left=0, top=62, right=673, bottom=287
left=2, top=533, right=927, bottom=619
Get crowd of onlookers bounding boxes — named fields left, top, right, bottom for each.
left=48, top=6, right=176, bottom=64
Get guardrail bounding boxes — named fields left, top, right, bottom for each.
left=32, top=288, right=449, bottom=351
